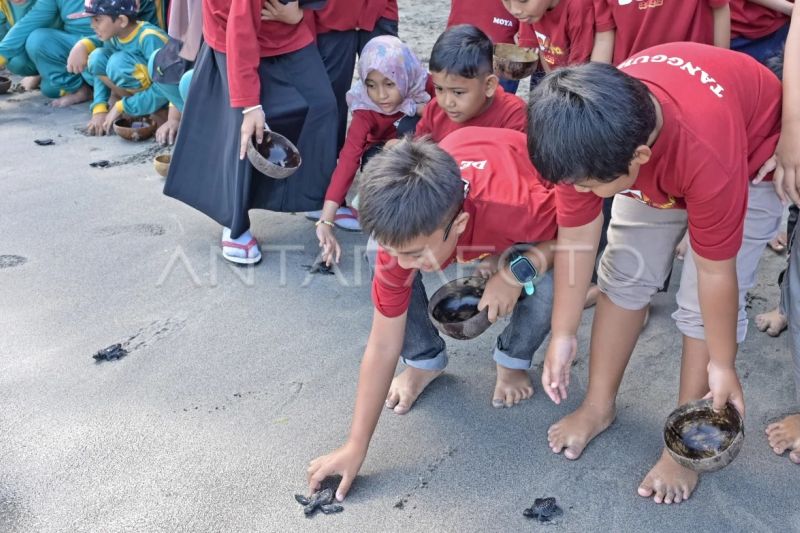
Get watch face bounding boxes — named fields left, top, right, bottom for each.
left=511, top=256, right=537, bottom=283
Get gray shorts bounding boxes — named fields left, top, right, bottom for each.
left=780, top=213, right=800, bottom=403
left=598, top=182, right=782, bottom=343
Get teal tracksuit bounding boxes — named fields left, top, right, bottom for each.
left=83, top=21, right=168, bottom=115
left=0, top=0, right=37, bottom=75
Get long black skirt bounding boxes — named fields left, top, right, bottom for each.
left=163, top=44, right=338, bottom=237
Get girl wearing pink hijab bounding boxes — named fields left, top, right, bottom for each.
left=313, top=35, right=432, bottom=264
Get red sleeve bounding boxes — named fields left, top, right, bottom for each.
left=518, top=23, right=536, bottom=48
left=324, top=111, right=374, bottom=205
left=708, top=0, right=730, bottom=9
left=554, top=184, right=603, bottom=227
left=684, top=155, right=748, bottom=261
left=371, top=248, right=417, bottom=318
left=415, top=101, right=435, bottom=137
left=593, top=0, right=615, bottom=32
left=567, top=2, right=598, bottom=65
left=226, top=0, right=262, bottom=108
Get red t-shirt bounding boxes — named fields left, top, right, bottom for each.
left=447, top=0, right=519, bottom=44
left=314, top=0, right=395, bottom=33
left=604, top=0, right=729, bottom=65
left=554, top=42, right=781, bottom=261
left=202, top=0, right=314, bottom=107
left=324, top=110, right=403, bottom=204
left=593, top=0, right=616, bottom=32
left=372, top=128, right=558, bottom=317
left=415, top=85, right=527, bottom=142
left=730, top=0, right=789, bottom=40
left=517, top=0, right=600, bottom=68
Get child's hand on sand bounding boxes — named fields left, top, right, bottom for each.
left=261, top=0, right=303, bottom=25
left=307, top=442, right=366, bottom=501
left=87, top=113, right=107, bottom=136
left=541, top=336, right=577, bottom=404
left=67, top=42, right=89, bottom=74
left=156, top=118, right=181, bottom=145
left=479, top=269, right=522, bottom=323
left=103, top=105, right=122, bottom=135
left=316, top=223, right=341, bottom=266
left=706, top=362, right=745, bottom=417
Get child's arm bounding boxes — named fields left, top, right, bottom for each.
left=746, top=0, right=793, bottom=16
left=0, top=0, right=58, bottom=66
left=542, top=214, right=603, bottom=404
left=713, top=3, right=732, bottom=48
left=479, top=240, right=556, bottom=322
left=590, top=29, right=615, bottom=63
left=693, top=253, right=745, bottom=415
left=774, top=2, right=800, bottom=204
left=307, top=308, right=407, bottom=501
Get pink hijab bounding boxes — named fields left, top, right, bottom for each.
left=346, top=36, right=431, bottom=117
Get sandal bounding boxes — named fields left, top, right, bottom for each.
left=334, top=206, right=361, bottom=232
left=221, top=230, right=262, bottom=265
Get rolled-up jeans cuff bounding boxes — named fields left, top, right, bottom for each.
left=493, top=347, right=532, bottom=370
left=403, top=350, right=448, bottom=371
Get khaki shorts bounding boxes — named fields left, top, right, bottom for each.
left=597, top=182, right=782, bottom=343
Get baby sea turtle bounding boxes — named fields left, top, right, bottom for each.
left=523, top=497, right=563, bottom=523
left=294, top=488, right=343, bottom=517
left=92, top=343, right=128, bottom=362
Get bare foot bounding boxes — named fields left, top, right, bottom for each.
left=755, top=307, right=788, bottom=337
left=492, top=365, right=534, bottom=408
left=638, top=448, right=698, bottom=504
left=547, top=402, right=616, bottom=460
left=675, top=232, right=689, bottom=261
left=766, top=414, right=800, bottom=464
left=584, top=284, right=600, bottom=309
left=51, top=84, right=91, bottom=108
left=20, top=75, right=40, bottom=91
left=385, top=366, right=443, bottom=415
left=768, top=232, right=788, bottom=253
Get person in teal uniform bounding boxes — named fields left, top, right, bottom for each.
left=67, top=0, right=168, bottom=135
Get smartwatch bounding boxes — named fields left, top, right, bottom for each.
left=508, top=251, right=538, bottom=296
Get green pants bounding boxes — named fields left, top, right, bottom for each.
left=86, top=46, right=168, bottom=115
left=25, top=27, right=85, bottom=97
left=6, top=50, right=37, bottom=76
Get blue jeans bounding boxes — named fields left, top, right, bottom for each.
left=731, top=23, right=789, bottom=68
left=366, top=241, right=554, bottom=371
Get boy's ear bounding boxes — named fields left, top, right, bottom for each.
left=632, top=145, right=652, bottom=166
left=484, top=74, right=499, bottom=98
left=118, top=14, right=130, bottom=27
left=452, top=211, right=470, bottom=238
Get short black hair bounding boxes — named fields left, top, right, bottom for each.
left=429, top=24, right=494, bottom=79
left=358, top=139, right=463, bottom=247
left=527, top=62, right=656, bottom=184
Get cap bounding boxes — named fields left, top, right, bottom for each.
left=68, top=0, right=138, bottom=20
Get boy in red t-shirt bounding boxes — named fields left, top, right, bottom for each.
left=598, top=0, right=731, bottom=64
left=415, top=25, right=528, bottom=142
left=527, top=43, right=782, bottom=504
left=502, top=0, right=616, bottom=71
left=730, top=0, right=792, bottom=64
left=305, top=130, right=558, bottom=500
left=447, top=0, right=521, bottom=93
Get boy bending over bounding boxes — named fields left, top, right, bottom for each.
left=307, top=128, right=557, bottom=500
left=528, top=43, right=782, bottom=504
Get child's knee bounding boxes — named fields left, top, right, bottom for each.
left=107, top=52, right=149, bottom=90
left=87, top=49, right=110, bottom=77
left=24, top=28, right=52, bottom=59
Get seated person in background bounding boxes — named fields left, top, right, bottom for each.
left=67, top=0, right=169, bottom=135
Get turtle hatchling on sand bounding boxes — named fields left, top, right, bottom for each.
left=294, top=488, right=344, bottom=517
left=523, top=497, right=563, bottom=523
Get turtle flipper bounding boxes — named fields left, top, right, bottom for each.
left=294, top=494, right=310, bottom=505
left=320, top=504, right=344, bottom=514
